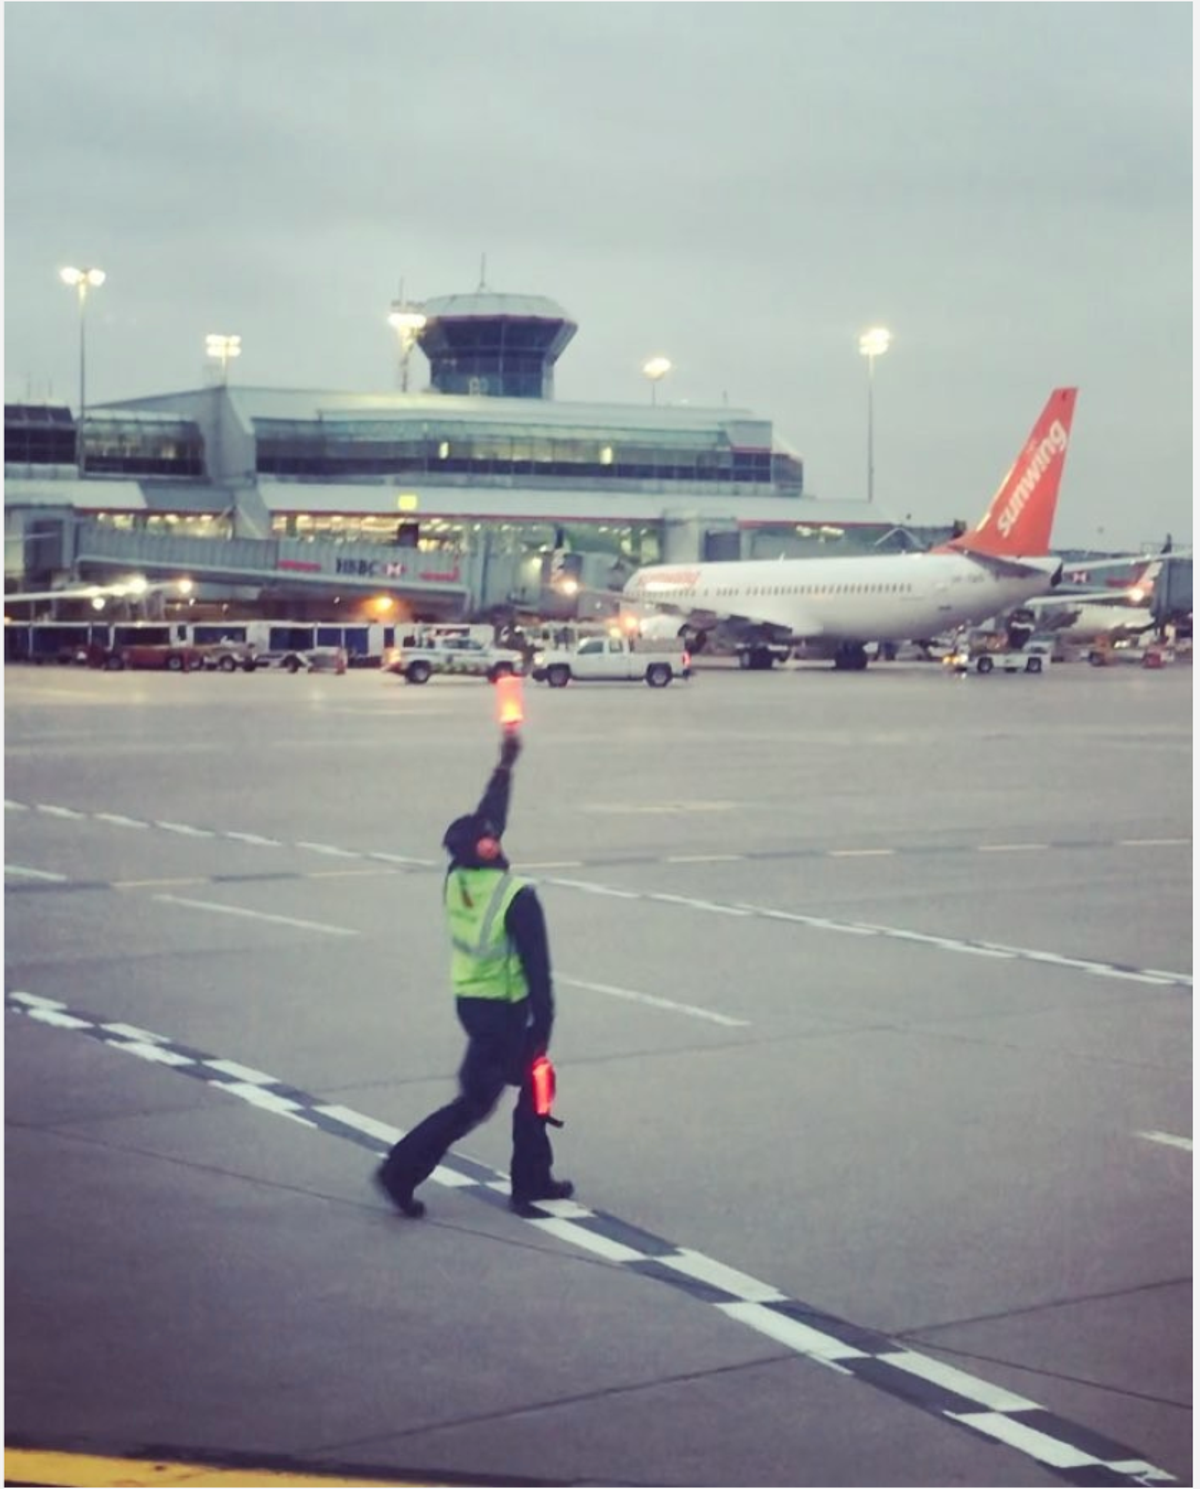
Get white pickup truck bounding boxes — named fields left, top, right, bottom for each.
left=381, top=634, right=525, bottom=685
left=530, top=634, right=690, bottom=688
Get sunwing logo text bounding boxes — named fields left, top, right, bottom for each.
left=996, top=420, right=1069, bottom=538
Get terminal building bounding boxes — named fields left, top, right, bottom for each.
left=4, top=286, right=923, bottom=625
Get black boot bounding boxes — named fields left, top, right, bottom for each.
left=375, top=1163, right=426, bottom=1219
left=509, top=1178, right=575, bottom=1216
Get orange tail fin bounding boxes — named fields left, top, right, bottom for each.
left=947, top=388, right=1078, bottom=558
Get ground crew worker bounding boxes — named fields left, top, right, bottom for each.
left=375, top=730, right=573, bottom=1218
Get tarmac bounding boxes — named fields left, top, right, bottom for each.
left=4, top=657, right=1192, bottom=1487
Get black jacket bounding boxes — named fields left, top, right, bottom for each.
left=446, top=765, right=554, bottom=1050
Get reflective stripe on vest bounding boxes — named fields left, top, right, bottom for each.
left=445, top=868, right=530, bottom=1003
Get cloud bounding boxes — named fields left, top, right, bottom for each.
left=4, top=2, right=1191, bottom=548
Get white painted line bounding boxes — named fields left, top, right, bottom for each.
left=548, top=876, right=1188, bottom=990
left=152, top=894, right=358, bottom=937
left=313, top=1105, right=402, bottom=1144
left=7, top=991, right=64, bottom=1009
left=104, top=1040, right=195, bottom=1068
left=946, top=1411, right=1096, bottom=1471
left=650, top=893, right=751, bottom=916
left=877, top=1350, right=1038, bottom=1412
left=718, top=1301, right=867, bottom=1362
left=94, top=813, right=150, bottom=829
left=34, top=804, right=87, bottom=820
left=4, top=800, right=30, bottom=811
left=977, top=843, right=1048, bottom=853
left=367, top=852, right=436, bottom=867
left=296, top=841, right=362, bottom=858
left=518, top=860, right=586, bottom=869
left=1105, top=1463, right=1176, bottom=1484
left=735, top=908, right=879, bottom=936
left=154, top=821, right=216, bottom=838
left=1118, top=838, right=1190, bottom=847
left=207, top=1081, right=317, bottom=1126
left=26, top=1007, right=93, bottom=1030
left=428, top=1163, right=485, bottom=1189
left=1137, top=1130, right=1192, bottom=1152
left=5, top=864, right=68, bottom=882
left=204, top=1058, right=278, bottom=1085
left=546, top=878, right=639, bottom=899
left=224, top=831, right=283, bottom=846
left=661, top=1250, right=787, bottom=1303
left=530, top=1218, right=645, bottom=1264
left=829, top=848, right=896, bottom=858
left=101, top=1022, right=170, bottom=1044
left=561, top=975, right=749, bottom=1028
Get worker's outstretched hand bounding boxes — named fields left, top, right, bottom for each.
left=499, top=730, right=522, bottom=770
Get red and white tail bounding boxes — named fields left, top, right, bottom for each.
left=947, top=388, right=1078, bottom=559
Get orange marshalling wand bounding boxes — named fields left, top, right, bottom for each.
left=495, top=673, right=524, bottom=730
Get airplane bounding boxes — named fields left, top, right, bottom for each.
left=622, top=387, right=1079, bottom=670
left=1008, top=557, right=1162, bottom=644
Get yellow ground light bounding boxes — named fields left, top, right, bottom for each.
left=4, top=1446, right=438, bottom=1487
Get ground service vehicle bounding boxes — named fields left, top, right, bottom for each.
left=104, top=640, right=205, bottom=672
left=380, top=633, right=525, bottom=685
left=531, top=634, right=690, bottom=687
left=946, top=635, right=1051, bottom=675
left=1087, top=635, right=1168, bottom=669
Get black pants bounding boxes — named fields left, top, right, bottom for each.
left=380, top=997, right=554, bottom=1199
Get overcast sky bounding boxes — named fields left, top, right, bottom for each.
left=5, top=3, right=1192, bottom=550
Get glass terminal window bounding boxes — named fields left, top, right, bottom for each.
left=254, top=417, right=801, bottom=492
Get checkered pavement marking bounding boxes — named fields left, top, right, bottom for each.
left=6, top=988, right=1177, bottom=1488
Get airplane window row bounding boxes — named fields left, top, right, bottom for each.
left=658, top=583, right=915, bottom=599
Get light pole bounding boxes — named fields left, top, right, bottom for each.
left=642, top=355, right=672, bottom=406
left=858, top=326, right=892, bottom=503
left=387, top=292, right=427, bottom=393
left=60, top=265, right=105, bottom=470
left=205, top=333, right=242, bottom=383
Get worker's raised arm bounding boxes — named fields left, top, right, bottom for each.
left=474, top=730, right=521, bottom=837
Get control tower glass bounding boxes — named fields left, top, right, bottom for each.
left=418, top=292, right=577, bottom=400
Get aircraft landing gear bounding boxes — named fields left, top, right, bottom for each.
left=833, top=643, right=869, bottom=671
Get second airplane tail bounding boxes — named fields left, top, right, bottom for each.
left=947, top=388, right=1078, bottom=559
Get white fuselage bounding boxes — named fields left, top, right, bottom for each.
left=627, top=551, right=1063, bottom=645
left=1026, top=598, right=1156, bottom=640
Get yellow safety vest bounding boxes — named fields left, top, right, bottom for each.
left=444, top=868, right=530, bottom=1003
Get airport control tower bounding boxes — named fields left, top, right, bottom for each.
left=417, top=290, right=577, bottom=400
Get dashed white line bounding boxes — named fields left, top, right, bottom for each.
left=977, top=843, right=1049, bottom=853
left=154, top=821, right=217, bottom=838
left=546, top=878, right=639, bottom=899
left=945, top=1411, right=1096, bottom=1471
left=1137, top=1130, right=1192, bottom=1153
left=93, top=813, right=149, bottom=829
left=151, top=894, right=358, bottom=937
left=719, top=1301, right=865, bottom=1364
left=560, top=975, right=749, bottom=1028
left=5, top=864, right=68, bottom=882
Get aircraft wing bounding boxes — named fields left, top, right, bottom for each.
left=4, top=585, right=110, bottom=605
left=963, top=552, right=1064, bottom=583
